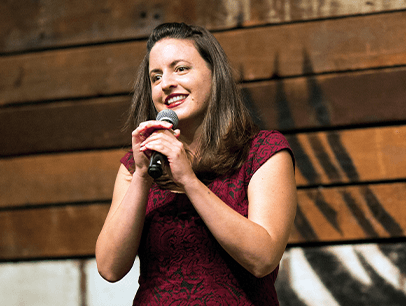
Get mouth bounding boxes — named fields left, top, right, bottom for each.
left=165, top=94, right=188, bottom=107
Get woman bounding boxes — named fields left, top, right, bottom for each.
left=96, top=22, right=297, bottom=305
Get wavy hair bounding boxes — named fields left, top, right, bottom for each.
left=126, top=23, right=258, bottom=185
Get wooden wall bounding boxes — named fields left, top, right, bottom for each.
left=1, top=0, right=405, bottom=276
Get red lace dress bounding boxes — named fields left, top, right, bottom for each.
left=120, top=130, right=294, bottom=305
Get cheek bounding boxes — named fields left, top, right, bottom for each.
left=151, top=88, right=162, bottom=104
left=151, top=89, right=164, bottom=111
left=151, top=87, right=159, bottom=101
left=200, top=78, right=212, bottom=104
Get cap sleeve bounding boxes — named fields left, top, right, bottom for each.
left=248, top=130, right=295, bottom=179
left=120, top=150, right=135, bottom=174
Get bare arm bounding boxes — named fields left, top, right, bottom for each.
left=95, top=120, right=174, bottom=282
left=141, top=129, right=297, bottom=278
left=182, top=150, right=297, bottom=277
left=95, top=165, right=152, bottom=282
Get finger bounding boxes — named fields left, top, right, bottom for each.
left=140, top=129, right=177, bottom=149
left=173, top=129, right=181, bottom=138
left=133, top=121, right=173, bottom=137
left=140, top=135, right=180, bottom=158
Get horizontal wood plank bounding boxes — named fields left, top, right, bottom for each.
left=0, top=150, right=126, bottom=208
left=243, top=66, right=406, bottom=131
left=0, top=40, right=145, bottom=105
left=1, top=182, right=404, bottom=260
left=0, top=204, right=109, bottom=260
left=290, top=182, right=406, bottom=243
left=291, top=125, right=406, bottom=186
left=2, top=11, right=406, bottom=105
left=2, top=0, right=405, bottom=53
left=0, top=125, right=405, bottom=208
left=2, top=66, right=406, bottom=156
left=217, top=11, right=406, bottom=81
left=0, top=96, right=131, bottom=156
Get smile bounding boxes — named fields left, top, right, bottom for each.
left=166, top=94, right=188, bottom=105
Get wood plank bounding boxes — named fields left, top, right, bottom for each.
left=0, top=150, right=126, bottom=208
left=244, top=66, right=406, bottom=131
left=249, top=0, right=406, bottom=24
left=2, top=66, right=406, bottom=156
left=2, top=11, right=406, bottom=105
left=0, top=40, right=145, bottom=105
left=2, top=0, right=406, bottom=53
left=1, top=183, right=404, bottom=260
left=291, top=125, right=406, bottom=186
left=0, top=96, right=131, bottom=157
left=290, top=182, right=406, bottom=244
left=0, top=126, right=405, bottom=208
left=217, top=11, right=406, bottom=81
left=0, top=204, right=109, bottom=260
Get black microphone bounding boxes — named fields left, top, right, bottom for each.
left=148, top=109, right=179, bottom=179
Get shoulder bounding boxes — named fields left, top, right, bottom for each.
left=248, top=130, right=294, bottom=173
left=120, top=149, right=135, bottom=174
left=251, top=130, right=291, bottom=151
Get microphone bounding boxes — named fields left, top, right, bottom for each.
left=148, top=109, right=179, bottom=179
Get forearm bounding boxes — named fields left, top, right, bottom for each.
left=96, top=172, right=152, bottom=282
left=183, top=177, right=281, bottom=278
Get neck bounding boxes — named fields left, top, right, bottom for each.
left=177, top=121, right=203, bottom=156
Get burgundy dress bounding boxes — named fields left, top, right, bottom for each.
left=120, top=130, right=294, bottom=305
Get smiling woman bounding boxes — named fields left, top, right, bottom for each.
left=95, top=22, right=297, bottom=305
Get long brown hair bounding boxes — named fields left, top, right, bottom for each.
left=126, top=23, right=258, bottom=186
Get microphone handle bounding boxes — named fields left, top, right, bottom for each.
left=148, top=151, right=166, bottom=179
left=146, top=109, right=178, bottom=179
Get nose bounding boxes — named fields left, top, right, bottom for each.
left=160, top=72, right=177, bottom=91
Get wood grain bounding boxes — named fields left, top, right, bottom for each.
left=2, top=11, right=406, bottom=105
left=0, top=41, right=144, bottom=105
left=291, top=126, right=406, bottom=186
left=290, top=182, right=406, bottom=243
left=0, top=204, right=109, bottom=260
left=1, top=182, right=404, bottom=260
left=1, top=125, right=405, bottom=208
left=240, top=66, right=406, bottom=130
left=2, top=66, right=405, bottom=157
left=217, top=11, right=406, bottom=81
left=1, top=1, right=406, bottom=263
left=0, top=150, right=126, bottom=208
left=2, top=0, right=405, bottom=53
left=0, top=96, right=131, bottom=157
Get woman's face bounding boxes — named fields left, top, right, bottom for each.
left=148, top=38, right=212, bottom=129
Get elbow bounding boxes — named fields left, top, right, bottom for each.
left=250, top=262, right=278, bottom=279
left=100, top=274, right=122, bottom=283
left=95, top=245, right=131, bottom=282
left=96, top=256, right=128, bottom=283
left=97, top=265, right=125, bottom=283
left=247, top=253, right=281, bottom=278
left=251, top=269, right=271, bottom=279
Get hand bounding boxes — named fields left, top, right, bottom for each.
left=131, top=120, right=174, bottom=178
left=139, top=127, right=195, bottom=187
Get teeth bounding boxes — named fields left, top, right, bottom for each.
left=167, top=95, right=187, bottom=104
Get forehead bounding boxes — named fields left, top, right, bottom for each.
left=149, top=38, right=202, bottom=67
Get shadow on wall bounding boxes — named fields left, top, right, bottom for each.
left=241, top=48, right=403, bottom=242
left=276, top=242, right=406, bottom=306
left=242, top=49, right=406, bottom=305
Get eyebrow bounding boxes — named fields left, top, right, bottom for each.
left=149, top=59, right=190, bottom=76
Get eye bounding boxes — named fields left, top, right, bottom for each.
left=150, top=74, right=162, bottom=83
left=176, top=66, right=189, bottom=73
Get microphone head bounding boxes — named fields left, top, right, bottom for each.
left=156, top=109, right=179, bottom=129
